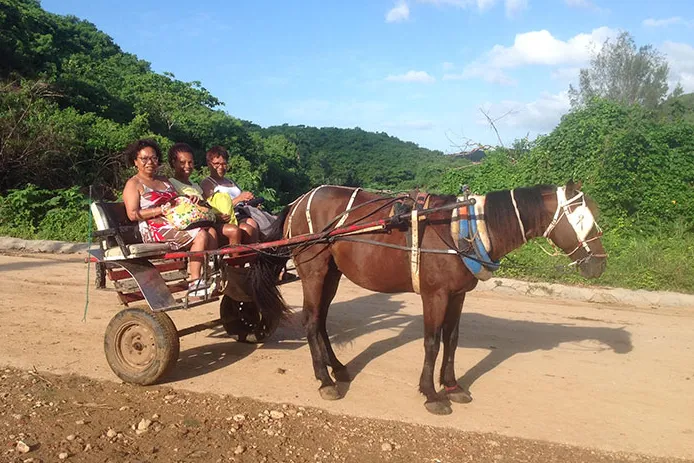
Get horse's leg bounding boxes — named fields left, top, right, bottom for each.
left=419, top=290, right=451, bottom=415
left=318, top=263, right=350, bottom=382
left=300, top=252, right=341, bottom=400
left=440, top=292, right=472, bottom=404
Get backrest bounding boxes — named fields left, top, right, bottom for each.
left=91, top=201, right=143, bottom=248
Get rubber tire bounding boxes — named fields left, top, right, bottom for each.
left=104, top=308, right=180, bottom=385
left=219, top=296, right=278, bottom=344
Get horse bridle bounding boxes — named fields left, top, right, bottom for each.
left=541, top=187, right=607, bottom=261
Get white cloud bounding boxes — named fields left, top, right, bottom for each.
left=662, top=41, right=694, bottom=92
left=642, top=17, right=692, bottom=28
left=455, top=27, right=617, bottom=85
left=486, top=27, right=616, bottom=67
left=386, top=70, right=436, bottom=83
left=386, top=1, right=410, bottom=23
left=505, top=0, right=528, bottom=18
left=477, top=91, right=571, bottom=134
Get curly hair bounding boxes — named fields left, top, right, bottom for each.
left=124, top=138, right=162, bottom=164
left=168, top=142, right=195, bottom=168
left=206, top=145, right=229, bottom=164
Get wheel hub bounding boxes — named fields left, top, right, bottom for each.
left=116, top=322, right=156, bottom=369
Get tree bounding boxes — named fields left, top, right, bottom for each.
left=569, top=31, right=670, bottom=109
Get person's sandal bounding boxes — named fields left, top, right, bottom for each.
left=188, top=278, right=213, bottom=298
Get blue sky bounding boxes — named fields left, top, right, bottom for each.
left=42, top=0, right=694, bottom=153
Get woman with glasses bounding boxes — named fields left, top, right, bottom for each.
left=122, top=138, right=216, bottom=293
left=201, top=145, right=259, bottom=244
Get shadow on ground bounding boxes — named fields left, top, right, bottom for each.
left=165, top=292, right=632, bottom=393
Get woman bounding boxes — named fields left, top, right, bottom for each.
left=201, top=145, right=259, bottom=243
left=122, top=138, right=215, bottom=293
left=168, top=142, right=243, bottom=246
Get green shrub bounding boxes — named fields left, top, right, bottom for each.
left=0, top=184, right=90, bottom=242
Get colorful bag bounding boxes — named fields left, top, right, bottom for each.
left=163, top=196, right=216, bottom=230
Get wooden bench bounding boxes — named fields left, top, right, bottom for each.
left=90, top=201, right=170, bottom=260
left=89, top=201, right=197, bottom=310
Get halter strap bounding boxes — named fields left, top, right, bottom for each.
left=543, top=187, right=606, bottom=259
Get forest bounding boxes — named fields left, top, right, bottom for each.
left=1, top=0, right=693, bottom=292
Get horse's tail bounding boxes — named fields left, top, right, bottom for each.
left=247, top=206, right=293, bottom=326
left=262, top=205, right=291, bottom=243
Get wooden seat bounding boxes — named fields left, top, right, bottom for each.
left=91, top=201, right=170, bottom=261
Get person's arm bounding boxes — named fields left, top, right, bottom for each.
left=200, top=178, right=214, bottom=199
left=232, top=190, right=254, bottom=205
left=123, top=179, right=165, bottom=222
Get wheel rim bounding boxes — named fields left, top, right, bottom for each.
left=114, top=321, right=157, bottom=372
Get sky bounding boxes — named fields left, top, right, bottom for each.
left=42, top=0, right=694, bottom=153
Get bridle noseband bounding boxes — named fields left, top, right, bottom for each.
left=541, top=187, right=607, bottom=262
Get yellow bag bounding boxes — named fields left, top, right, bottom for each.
left=207, top=192, right=238, bottom=226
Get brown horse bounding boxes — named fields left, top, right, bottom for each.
left=250, top=181, right=607, bottom=415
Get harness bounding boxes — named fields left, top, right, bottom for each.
left=283, top=184, right=605, bottom=293
left=450, top=194, right=500, bottom=281
left=409, top=192, right=431, bottom=294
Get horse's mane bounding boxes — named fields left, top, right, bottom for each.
left=484, top=184, right=555, bottom=251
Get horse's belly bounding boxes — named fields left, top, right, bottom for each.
left=332, top=242, right=412, bottom=293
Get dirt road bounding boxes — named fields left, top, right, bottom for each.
left=1, top=253, right=693, bottom=460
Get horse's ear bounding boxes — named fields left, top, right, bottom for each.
left=565, top=179, right=582, bottom=196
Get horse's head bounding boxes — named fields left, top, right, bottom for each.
left=543, top=181, right=607, bottom=279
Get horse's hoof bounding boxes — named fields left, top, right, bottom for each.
left=319, top=385, right=341, bottom=401
left=424, top=400, right=452, bottom=415
left=332, top=368, right=351, bottom=383
left=446, top=386, right=472, bottom=404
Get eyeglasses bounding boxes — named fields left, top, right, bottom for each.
left=210, top=161, right=228, bottom=168
left=138, top=156, right=159, bottom=164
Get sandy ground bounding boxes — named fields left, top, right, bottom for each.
left=0, top=253, right=693, bottom=460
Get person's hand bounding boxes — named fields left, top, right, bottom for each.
left=186, top=195, right=200, bottom=205
left=239, top=191, right=254, bottom=202
left=220, top=213, right=232, bottom=222
left=160, top=201, right=172, bottom=215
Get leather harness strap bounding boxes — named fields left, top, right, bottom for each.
left=304, top=185, right=326, bottom=234
left=335, top=188, right=361, bottom=228
left=410, top=192, right=430, bottom=294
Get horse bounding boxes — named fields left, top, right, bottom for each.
left=248, top=181, right=607, bottom=415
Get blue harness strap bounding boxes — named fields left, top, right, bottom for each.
left=458, top=203, right=500, bottom=281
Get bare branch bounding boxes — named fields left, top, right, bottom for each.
left=478, top=107, right=518, bottom=148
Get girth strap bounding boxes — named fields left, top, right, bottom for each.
left=410, top=192, right=430, bottom=294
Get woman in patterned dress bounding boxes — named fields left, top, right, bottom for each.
left=122, top=139, right=216, bottom=292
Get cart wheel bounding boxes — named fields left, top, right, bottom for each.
left=104, top=308, right=180, bottom=385
left=220, top=295, right=278, bottom=344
